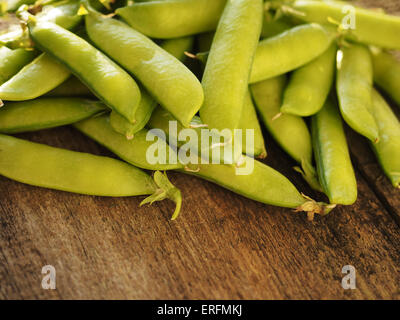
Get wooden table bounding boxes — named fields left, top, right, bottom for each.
left=0, top=0, right=399, bottom=300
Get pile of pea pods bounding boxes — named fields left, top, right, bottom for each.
left=0, top=0, right=399, bottom=221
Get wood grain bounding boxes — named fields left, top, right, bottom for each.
left=0, top=0, right=399, bottom=300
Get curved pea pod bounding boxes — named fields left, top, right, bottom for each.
left=0, top=134, right=182, bottom=219
left=0, top=47, right=38, bottom=85
left=116, top=0, right=226, bottom=39
left=200, top=0, right=263, bottom=135
left=84, top=9, right=202, bottom=127
left=337, top=43, right=379, bottom=143
left=281, top=44, right=337, bottom=117
left=110, top=88, right=157, bottom=139
left=74, top=114, right=183, bottom=171
left=250, top=76, right=321, bottom=191
left=240, top=90, right=266, bottom=158
left=182, top=158, right=334, bottom=220
left=371, top=50, right=400, bottom=107
left=0, top=53, right=71, bottom=101
left=289, top=0, right=400, bottom=50
left=312, top=98, right=357, bottom=205
left=45, top=76, right=94, bottom=97
left=28, top=20, right=141, bottom=124
left=36, top=0, right=82, bottom=30
left=0, top=97, right=105, bottom=133
left=370, top=90, right=400, bottom=189
left=250, top=23, right=335, bottom=84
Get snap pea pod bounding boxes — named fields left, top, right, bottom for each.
left=0, top=46, right=38, bottom=85
left=84, top=7, right=202, bottom=127
left=45, top=76, right=94, bottom=97
left=240, top=90, right=266, bottom=158
left=182, top=158, right=333, bottom=220
left=371, top=50, right=400, bottom=107
left=0, top=97, right=105, bottom=133
left=337, top=43, right=379, bottom=143
left=110, top=89, right=157, bottom=139
left=250, top=23, right=335, bottom=84
left=370, top=90, right=400, bottom=189
left=250, top=76, right=321, bottom=191
left=281, top=44, right=337, bottom=117
left=116, top=0, right=227, bottom=39
left=0, top=134, right=182, bottom=219
left=312, top=98, right=357, bottom=205
left=28, top=19, right=141, bottom=124
left=200, top=0, right=263, bottom=135
left=108, top=36, right=193, bottom=139
left=36, top=0, right=82, bottom=30
left=74, top=114, right=183, bottom=171
left=0, top=53, right=71, bottom=101
left=288, top=0, right=400, bottom=50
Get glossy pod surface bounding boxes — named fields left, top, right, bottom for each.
left=370, top=90, right=400, bottom=188
left=200, top=0, right=263, bottom=133
left=36, top=0, right=82, bottom=30
left=337, top=44, right=379, bottom=142
left=74, top=114, right=183, bottom=171
left=0, top=134, right=156, bottom=197
left=85, top=11, right=202, bottom=127
left=291, top=0, right=400, bottom=50
left=0, top=47, right=38, bottom=85
left=116, top=0, right=227, bottom=39
left=250, top=23, right=334, bottom=84
left=29, top=21, right=141, bottom=124
left=312, top=99, right=357, bottom=205
left=0, top=53, right=71, bottom=101
left=281, top=44, right=337, bottom=117
left=372, top=51, right=400, bottom=107
left=0, top=97, right=105, bottom=133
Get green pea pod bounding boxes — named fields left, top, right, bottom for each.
left=116, top=0, right=227, bottom=39
left=200, top=0, right=263, bottom=134
left=250, top=76, right=321, bottom=191
left=182, top=158, right=333, bottom=220
left=281, top=44, right=337, bottom=117
left=250, top=23, right=335, bottom=84
left=108, top=36, right=194, bottom=139
left=0, top=97, right=105, bottom=133
left=110, top=88, right=157, bottom=139
left=160, top=36, right=194, bottom=62
left=36, top=0, right=82, bottom=30
left=289, top=0, right=400, bottom=50
left=0, top=134, right=182, bottom=219
left=370, top=90, right=400, bottom=189
left=371, top=50, right=400, bottom=107
left=312, top=98, right=357, bottom=205
left=45, top=76, right=94, bottom=97
left=0, top=46, right=38, bottom=85
left=337, top=43, right=379, bottom=143
left=240, top=90, right=266, bottom=158
left=0, top=53, right=71, bottom=101
left=84, top=8, right=202, bottom=127
left=74, top=114, right=183, bottom=171
left=28, top=19, right=141, bottom=124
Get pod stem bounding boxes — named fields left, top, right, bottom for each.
left=295, top=194, right=336, bottom=221
left=140, top=171, right=182, bottom=221
left=293, top=159, right=323, bottom=192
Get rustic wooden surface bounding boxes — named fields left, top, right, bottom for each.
left=1, top=1, right=400, bottom=300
